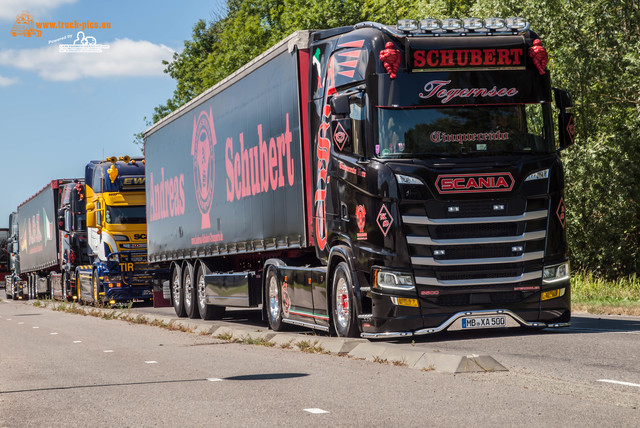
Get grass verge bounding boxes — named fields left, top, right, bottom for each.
left=571, top=271, right=640, bottom=316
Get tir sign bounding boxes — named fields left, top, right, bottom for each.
left=412, top=47, right=525, bottom=70
left=436, top=173, right=514, bottom=194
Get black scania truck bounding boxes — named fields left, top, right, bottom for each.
left=144, top=18, right=574, bottom=338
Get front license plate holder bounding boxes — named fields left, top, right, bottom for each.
left=461, top=315, right=507, bottom=329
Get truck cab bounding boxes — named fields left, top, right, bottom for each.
left=80, top=156, right=154, bottom=304
left=310, top=19, right=574, bottom=337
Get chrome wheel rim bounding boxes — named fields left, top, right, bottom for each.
left=197, top=274, right=206, bottom=310
left=335, top=276, right=350, bottom=331
left=268, top=275, right=279, bottom=322
left=184, top=274, right=192, bottom=308
left=172, top=272, right=181, bottom=306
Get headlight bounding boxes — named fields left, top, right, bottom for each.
left=543, top=262, right=570, bottom=283
left=525, top=169, right=549, bottom=181
left=374, top=270, right=415, bottom=291
left=395, top=174, right=424, bottom=185
left=113, top=234, right=129, bottom=241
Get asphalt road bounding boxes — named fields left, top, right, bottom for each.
left=1, top=299, right=638, bottom=427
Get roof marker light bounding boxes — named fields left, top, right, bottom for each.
left=397, top=19, right=418, bottom=32
left=463, top=17, right=483, bottom=30
left=484, top=17, right=505, bottom=30
left=441, top=18, right=462, bottom=31
left=420, top=18, right=440, bottom=31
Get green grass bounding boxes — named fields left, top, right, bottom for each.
left=571, top=271, right=640, bottom=315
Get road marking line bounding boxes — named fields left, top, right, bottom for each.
left=103, top=350, right=114, bottom=353
left=73, top=340, right=82, bottom=343
left=598, top=379, right=640, bottom=388
left=50, top=332, right=58, bottom=335
left=145, top=361, right=158, bottom=364
left=304, top=408, right=330, bottom=414
left=32, top=326, right=39, bottom=329
left=206, top=378, right=223, bottom=382
left=6, top=319, right=11, bottom=321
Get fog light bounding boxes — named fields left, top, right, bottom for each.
left=109, top=300, right=116, bottom=305
left=463, top=17, right=483, bottom=30
left=506, top=16, right=527, bottom=31
left=391, top=297, right=419, bottom=307
left=541, top=288, right=566, bottom=301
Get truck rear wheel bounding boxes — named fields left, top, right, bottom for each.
left=196, top=265, right=224, bottom=320
left=183, top=263, right=200, bottom=319
left=332, top=262, right=360, bottom=338
left=171, top=267, right=186, bottom=317
left=265, top=265, right=285, bottom=331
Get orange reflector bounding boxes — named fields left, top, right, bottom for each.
left=541, top=288, right=565, bottom=301
left=393, top=297, right=419, bottom=307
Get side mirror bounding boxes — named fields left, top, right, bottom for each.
left=86, top=210, right=96, bottom=228
left=330, top=93, right=350, bottom=116
left=553, top=88, right=573, bottom=109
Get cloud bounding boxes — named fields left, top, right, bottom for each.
left=0, top=75, right=19, bottom=86
left=0, top=38, right=175, bottom=81
left=0, top=0, right=77, bottom=21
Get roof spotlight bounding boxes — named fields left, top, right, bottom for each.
left=506, top=16, right=528, bottom=31
left=420, top=18, right=441, bottom=31
left=441, top=18, right=463, bottom=31
left=484, top=17, right=505, bottom=30
left=397, top=19, right=418, bottom=32
left=463, top=17, right=483, bottom=30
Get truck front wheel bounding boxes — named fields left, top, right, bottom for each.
left=92, top=270, right=100, bottom=305
left=332, top=262, right=360, bottom=338
left=171, top=267, right=186, bottom=317
left=196, top=265, right=224, bottom=320
left=265, top=266, right=284, bottom=331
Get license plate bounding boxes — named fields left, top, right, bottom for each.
left=462, top=316, right=506, bottom=329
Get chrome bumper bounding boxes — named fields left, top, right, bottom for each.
left=360, top=309, right=571, bottom=339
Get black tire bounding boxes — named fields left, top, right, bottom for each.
left=265, top=266, right=285, bottom=331
left=196, top=264, right=225, bottom=320
left=171, top=266, right=187, bottom=317
left=183, top=263, right=200, bottom=319
left=331, top=262, right=360, bottom=338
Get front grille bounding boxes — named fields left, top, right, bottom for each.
left=402, top=197, right=548, bottom=292
left=436, top=291, right=523, bottom=307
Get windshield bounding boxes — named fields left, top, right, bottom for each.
left=105, top=205, right=146, bottom=225
left=376, top=104, right=554, bottom=158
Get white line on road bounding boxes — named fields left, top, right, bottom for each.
left=103, top=350, right=114, bottom=353
left=598, top=379, right=640, bottom=388
left=206, top=378, right=223, bottom=382
left=145, top=361, right=158, bottom=364
left=73, top=340, right=82, bottom=343
left=32, top=326, right=39, bottom=329
left=50, top=332, right=58, bottom=335
left=6, top=319, right=11, bottom=321
left=304, top=408, right=330, bottom=414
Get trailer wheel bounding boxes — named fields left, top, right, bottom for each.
left=265, top=265, right=285, bottom=331
left=196, top=265, right=224, bottom=320
left=171, top=267, right=186, bottom=317
left=183, top=263, right=200, bottom=319
left=332, top=262, right=360, bottom=338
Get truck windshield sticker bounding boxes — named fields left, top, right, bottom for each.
left=430, top=130, right=510, bottom=144
left=419, top=80, right=518, bottom=104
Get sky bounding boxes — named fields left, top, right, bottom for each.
left=0, top=0, right=226, bottom=228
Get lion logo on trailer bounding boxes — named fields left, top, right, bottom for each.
left=191, top=107, right=217, bottom=229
